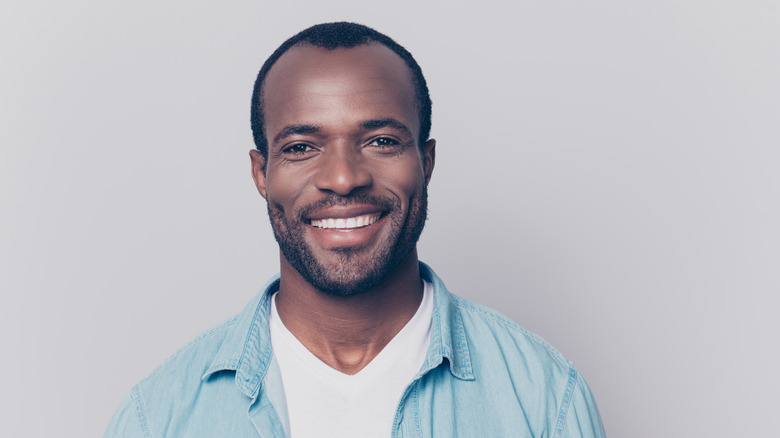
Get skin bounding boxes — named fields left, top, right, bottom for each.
left=249, top=43, right=436, bottom=374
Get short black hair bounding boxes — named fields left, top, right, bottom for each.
left=250, top=22, right=432, bottom=157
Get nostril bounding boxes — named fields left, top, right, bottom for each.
left=313, top=159, right=373, bottom=195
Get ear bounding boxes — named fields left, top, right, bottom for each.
left=249, top=149, right=268, bottom=199
left=422, top=139, right=436, bottom=186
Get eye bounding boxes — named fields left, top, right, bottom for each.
left=282, top=143, right=315, bottom=156
left=367, top=137, right=400, bottom=148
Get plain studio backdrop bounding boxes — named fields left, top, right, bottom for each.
left=1, top=1, right=778, bottom=437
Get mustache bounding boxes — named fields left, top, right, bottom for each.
left=296, top=193, right=399, bottom=219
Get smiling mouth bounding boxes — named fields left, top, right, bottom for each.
left=309, top=212, right=382, bottom=230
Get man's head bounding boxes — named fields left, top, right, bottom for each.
left=249, top=22, right=435, bottom=296
left=250, top=22, right=432, bottom=159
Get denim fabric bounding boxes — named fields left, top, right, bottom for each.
left=105, top=263, right=605, bottom=437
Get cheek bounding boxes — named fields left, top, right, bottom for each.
left=375, top=163, right=426, bottom=200
left=264, top=169, right=305, bottom=213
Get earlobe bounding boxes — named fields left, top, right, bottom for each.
left=249, top=149, right=268, bottom=199
left=422, top=139, right=436, bottom=186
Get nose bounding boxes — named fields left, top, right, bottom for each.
left=312, top=146, right=373, bottom=196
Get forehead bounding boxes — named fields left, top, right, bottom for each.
left=262, top=43, right=418, bottom=141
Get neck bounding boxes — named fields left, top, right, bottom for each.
left=275, top=251, right=424, bottom=375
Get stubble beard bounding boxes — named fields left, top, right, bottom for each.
left=267, top=188, right=428, bottom=296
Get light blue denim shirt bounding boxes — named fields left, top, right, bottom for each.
left=105, top=263, right=605, bottom=437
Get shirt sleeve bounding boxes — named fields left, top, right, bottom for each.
left=103, top=388, right=149, bottom=438
left=559, top=372, right=606, bottom=438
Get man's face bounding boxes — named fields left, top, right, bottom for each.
left=251, top=43, right=435, bottom=296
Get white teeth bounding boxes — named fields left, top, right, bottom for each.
left=310, top=213, right=380, bottom=229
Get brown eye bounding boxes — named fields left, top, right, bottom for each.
left=368, top=137, right=399, bottom=148
left=283, top=143, right=314, bottom=155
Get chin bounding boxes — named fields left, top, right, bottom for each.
left=290, top=245, right=404, bottom=296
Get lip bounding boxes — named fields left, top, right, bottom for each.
left=309, top=212, right=381, bottom=230
left=305, top=205, right=389, bottom=248
left=304, top=204, right=387, bottom=221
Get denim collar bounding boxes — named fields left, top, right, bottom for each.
left=417, top=262, right=475, bottom=381
left=201, top=262, right=474, bottom=398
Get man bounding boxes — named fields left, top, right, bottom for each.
left=105, top=22, right=605, bottom=438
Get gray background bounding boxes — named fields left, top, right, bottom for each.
left=1, top=1, right=778, bottom=437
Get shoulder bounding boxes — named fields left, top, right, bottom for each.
left=445, top=292, right=580, bottom=406
left=451, top=293, right=572, bottom=371
left=421, top=262, right=573, bottom=377
left=104, top=284, right=278, bottom=437
left=141, top=315, right=241, bottom=390
left=132, top=315, right=243, bottom=411
left=440, top=292, right=605, bottom=437
left=104, top=316, right=244, bottom=438
left=135, top=285, right=273, bottom=393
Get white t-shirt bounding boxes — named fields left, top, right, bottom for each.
left=269, top=281, right=433, bottom=438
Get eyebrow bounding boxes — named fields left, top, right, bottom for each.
left=272, top=118, right=413, bottom=146
left=272, top=124, right=320, bottom=145
left=361, top=118, right=413, bottom=138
